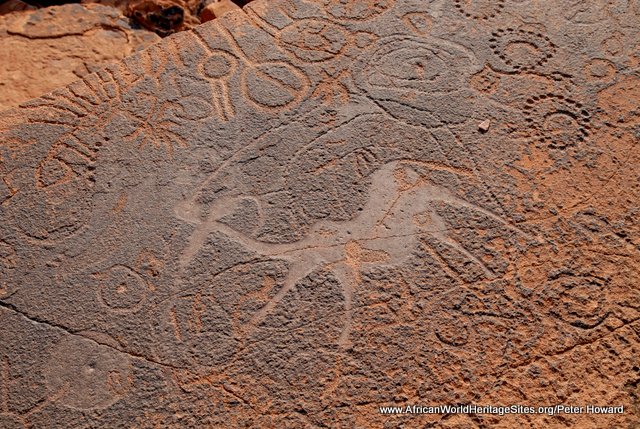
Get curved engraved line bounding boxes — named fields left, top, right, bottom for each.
left=17, top=217, right=92, bottom=247
left=67, top=80, right=102, bottom=107
left=215, top=24, right=311, bottom=111
left=175, top=105, right=365, bottom=221
left=190, top=33, right=239, bottom=122
left=492, top=30, right=556, bottom=71
left=276, top=18, right=350, bottom=62
left=239, top=64, right=310, bottom=111
left=372, top=34, right=481, bottom=69
left=35, top=155, right=75, bottom=190
left=244, top=4, right=281, bottom=36
left=81, top=74, right=111, bottom=105
left=353, top=56, right=527, bottom=234
left=218, top=24, right=254, bottom=65
left=321, top=0, right=396, bottom=22
left=183, top=160, right=533, bottom=337
left=401, top=12, right=433, bottom=36
left=95, top=265, right=148, bottom=314
left=366, top=98, right=467, bottom=128
left=195, top=47, right=240, bottom=80
left=18, top=102, right=87, bottom=121
left=148, top=257, right=275, bottom=315
left=286, top=112, right=384, bottom=174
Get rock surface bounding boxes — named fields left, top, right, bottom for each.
left=0, top=0, right=639, bottom=428
left=200, top=0, right=239, bottom=23
left=0, top=0, right=36, bottom=15
left=0, top=3, right=160, bottom=111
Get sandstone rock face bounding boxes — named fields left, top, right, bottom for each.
left=200, top=0, right=240, bottom=23
left=0, top=0, right=639, bottom=428
left=121, top=0, right=201, bottom=35
left=0, top=3, right=160, bottom=110
left=0, top=0, right=36, bottom=15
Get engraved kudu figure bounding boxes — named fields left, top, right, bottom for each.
left=175, top=34, right=529, bottom=349
left=176, top=152, right=527, bottom=349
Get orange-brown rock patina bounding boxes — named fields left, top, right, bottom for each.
left=0, top=3, right=160, bottom=110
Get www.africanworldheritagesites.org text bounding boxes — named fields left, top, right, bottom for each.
left=379, top=404, right=625, bottom=416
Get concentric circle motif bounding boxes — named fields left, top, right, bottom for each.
left=489, top=28, right=557, bottom=72
left=524, top=93, right=591, bottom=149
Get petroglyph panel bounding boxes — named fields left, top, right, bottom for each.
left=0, top=0, right=639, bottom=427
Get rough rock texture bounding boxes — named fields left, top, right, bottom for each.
left=0, top=3, right=160, bottom=110
left=81, top=0, right=243, bottom=35
left=0, top=0, right=36, bottom=15
left=121, top=0, right=202, bottom=35
left=0, top=0, right=639, bottom=428
left=200, top=0, right=240, bottom=23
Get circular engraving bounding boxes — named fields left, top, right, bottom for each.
left=280, top=19, right=348, bottom=62
left=97, top=265, right=147, bottom=312
left=549, top=275, right=608, bottom=329
left=435, top=314, right=470, bottom=346
left=203, top=52, right=236, bottom=79
left=489, top=28, right=556, bottom=72
left=524, top=93, right=591, bottom=149
left=44, top=336, right=132, bottom=410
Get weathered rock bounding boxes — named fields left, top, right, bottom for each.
left=0, top=0, right=639, bottom=428
left=478, top=118, right=491, bottom=132
left=123, top=0, right=201, bottom=35
left=0, top=3, right=159, bottom=110
left=123, top=0, right=241, bottom=35
left=0, top=0, right=36, bottom=15
left=200, top=0, right=239, bottom=23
